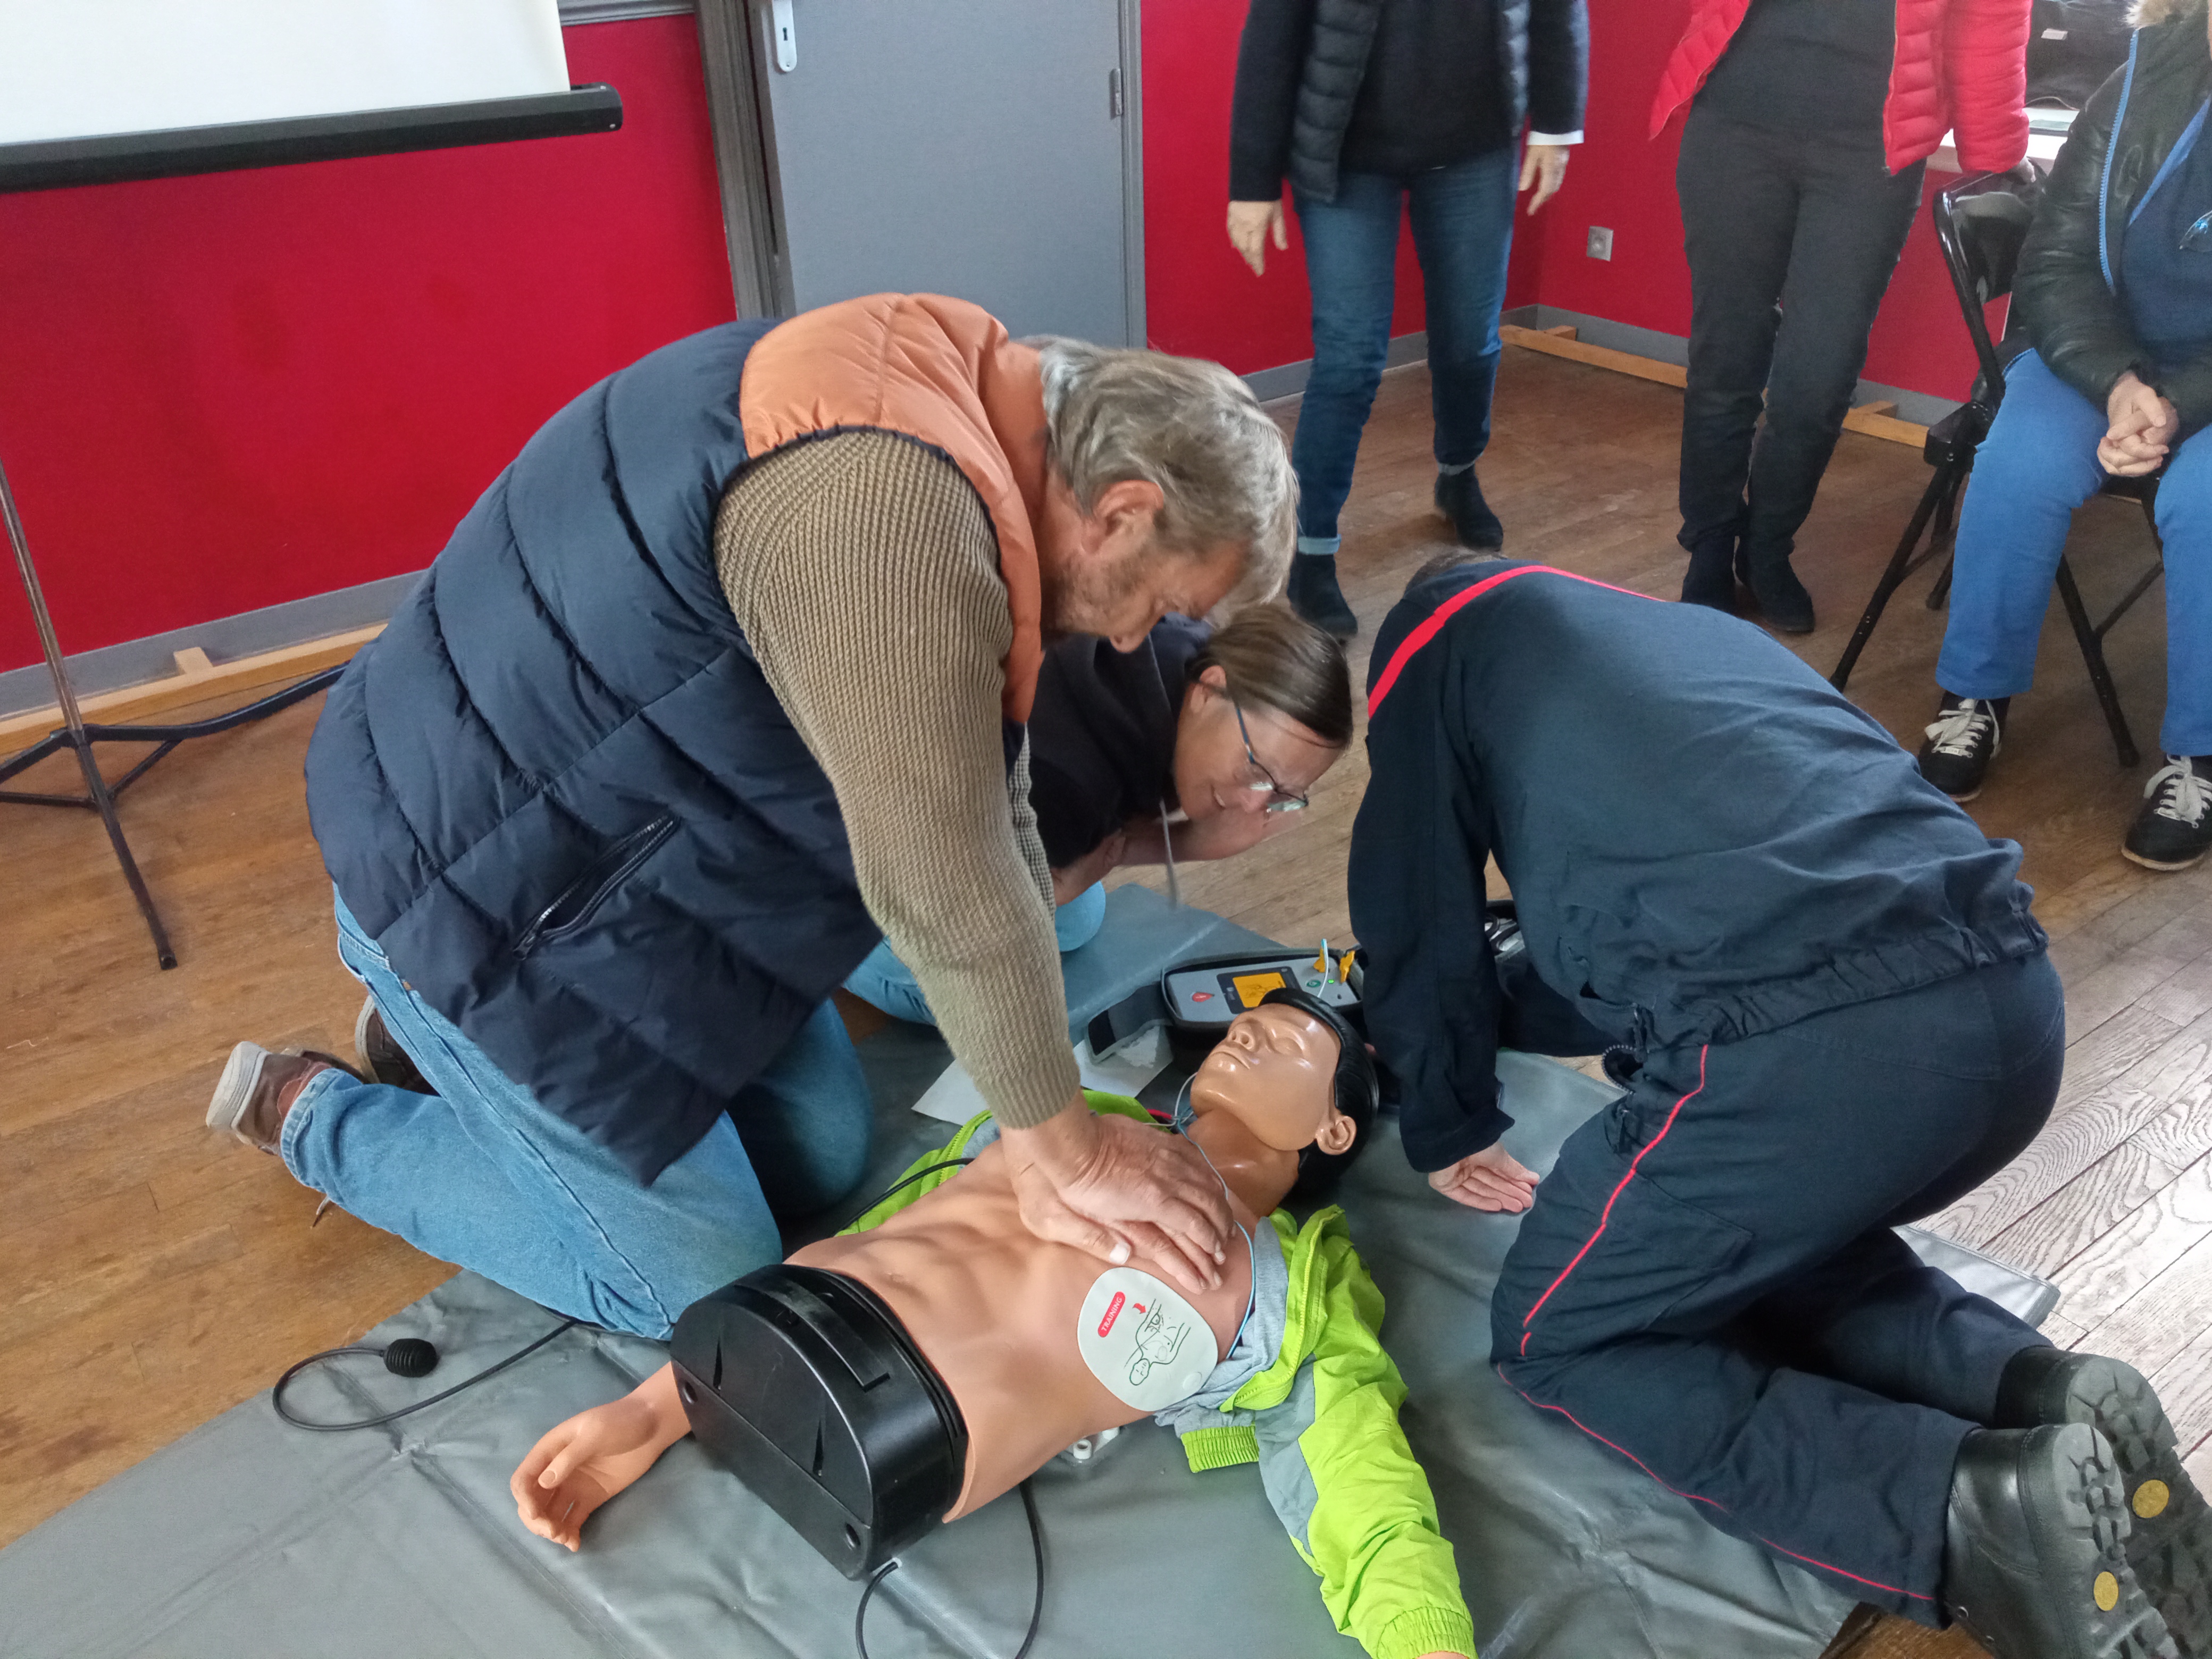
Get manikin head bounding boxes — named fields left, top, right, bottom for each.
left=1032, top=339, right=1298, bottom=651
left=1184, top=987, right=1379, bottom=1208
left=1173, top=606, right=1352, bottom=827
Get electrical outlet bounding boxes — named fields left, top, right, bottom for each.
left=1586, top=226, right=1614, bottom=261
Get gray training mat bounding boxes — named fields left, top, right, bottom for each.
left=0, top=887, right=2056, bottom=1658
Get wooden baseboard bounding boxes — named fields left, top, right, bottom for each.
left=0, top=624, right=382, bottom=750
left=1498, top=324, right=1930, bottom=450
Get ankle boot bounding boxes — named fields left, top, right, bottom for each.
left=1436, top=467, right=1504, bottom=550
left=1741, top=543, right=1814, bottom=634
left=1680, top=534, right=1739, bottom=613
left=1287, top=554, right=1357, bottom=638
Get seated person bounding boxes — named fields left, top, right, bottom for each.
left=510, top=990, right=1475, bottom=1659
left=844, top=604, right=1350, bottom=1023
left=1916, top=0, right=2212, bottom=872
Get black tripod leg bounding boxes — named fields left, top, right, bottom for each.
left=2056, top=557, right=2138, bottom=769
left=69, top=730, right=178, bottom=969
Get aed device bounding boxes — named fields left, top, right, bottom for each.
left=671, top=1263, right=966, bottom=1579
left=1086, top=945, right=1364, bottom=1057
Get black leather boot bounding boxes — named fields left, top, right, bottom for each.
left=1680, top=533, right=1739, bottom=613
left=1435, top=466, right=1504, bottom=550
left=1945, top=1423, right=2179, bottom=1659
left=1286, top=554, right=1357, bottom=638
left=1996, top=1348, right=2212, bottom=1657
left=1740, top=542, right=1814, bottom=634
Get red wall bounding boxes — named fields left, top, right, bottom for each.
left=0, top=15, right=734, bottom=676
left=1142, top=0, right=1981, bottom=404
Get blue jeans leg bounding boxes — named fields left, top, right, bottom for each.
left=842, top=883, right=1108, bottom=1028
left=2152, top=423, right=2212, bottom=756
left=1291, top=171, right=1405, bottom=541
left=287, top=895, right=872, bottom=1338
left=1938, top=351, right=2110, bottom=702
left=1406, top=148, right=1516, bottom=470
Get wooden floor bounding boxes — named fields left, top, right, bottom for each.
left=4, top=347, right=2206, bottom=1657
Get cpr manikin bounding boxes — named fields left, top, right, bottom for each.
left=510, top=989, right=1475, bottom=1659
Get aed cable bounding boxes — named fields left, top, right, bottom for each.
left=272, top=1316, right=581, bottom=1432
left=854, top=1479, right=1045, bottom=1659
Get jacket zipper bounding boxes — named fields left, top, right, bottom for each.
left=513, top=812, right=680, bottom=958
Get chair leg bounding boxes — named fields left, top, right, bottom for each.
left=1927, top=553, right=1956, bottom=610
left=1833, top=460, right=1961, bottom=692
left=2056, top=556, right=2139, bottom=768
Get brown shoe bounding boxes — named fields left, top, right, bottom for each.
left=353, top=997, right=431, bottom=1093
left=206, top=1044, right=358, bottom=1153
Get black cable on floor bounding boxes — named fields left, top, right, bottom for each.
left=272, top=1318, right=581, bottom=1431
left=854, top=1478, right=1044, bottom=1659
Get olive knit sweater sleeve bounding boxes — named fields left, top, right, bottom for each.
left=714, top=430, right=1075, bottom=1130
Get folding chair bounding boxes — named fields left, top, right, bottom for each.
left=1829, top=169, right=2166, bottom=766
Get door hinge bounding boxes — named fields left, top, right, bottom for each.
left=1108, top=67, right=1124, bottom=119
left=769, top=0, right=796, bottom=72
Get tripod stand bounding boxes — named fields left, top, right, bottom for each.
left=1, top=451, right=342, bottom=969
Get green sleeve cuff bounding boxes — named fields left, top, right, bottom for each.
left=1370, top=1606, right=1478, bottom=1659
left=1178, top=1425, right=1260, bottom=1472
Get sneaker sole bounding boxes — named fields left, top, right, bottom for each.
left=2122, top=845, right=2210, bottom=874
left=2056, top=1361, right=2212, bottom=1656
left=205, top=1042, right=272, bottom=1144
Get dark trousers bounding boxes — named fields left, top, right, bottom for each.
left=1676, top=103, right=1926, bottom=559
left=1493, top=952, right=2065, bottom=1620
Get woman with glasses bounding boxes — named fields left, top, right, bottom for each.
left=1916, top=0, right=2212, bottom=875
left=844, top=605, right=1351, bottom=1026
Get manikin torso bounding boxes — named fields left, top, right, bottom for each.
left=790, top=1123, right=1272, bottom=1520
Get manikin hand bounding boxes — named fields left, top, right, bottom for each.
left=2100, top=371, right=2180, bottom=477
left=1052, top=830, right=1126, bottom=906
left=1003, top=1100, right=1233, bottom=1294
left=1428, top=1143, right=1540, bottom=1213
left=510, top=1367, right=690, bottom=1550
left=1227, top=198, right=1288, bottom=275
left=1519, top=144, right=1570, bottom=214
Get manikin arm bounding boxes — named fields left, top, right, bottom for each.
left=1235, top=1212, right=1476, bottom=1659
left=510, top=1365, right=690, bottom=1550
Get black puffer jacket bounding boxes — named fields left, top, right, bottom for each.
left=1229, top=0, right=1589, bottom=203
left=2015, top=0, right=2212, bottom=429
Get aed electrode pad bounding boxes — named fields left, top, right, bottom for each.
left=1076, top=1267, right=1218, bottom=1412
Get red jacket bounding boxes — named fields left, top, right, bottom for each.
left=1650, top=0, right=2032, bottom=174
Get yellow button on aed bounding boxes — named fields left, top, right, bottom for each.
left=2093, top=1570, right=2119, bottom=1612
left=2134, top=1479, right=2171, bottom=1520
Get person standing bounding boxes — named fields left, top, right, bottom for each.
left=1227, top=0, right=1590, bottom=639
left=207, top=296, right=1296, bottom=1339
left=1656, top=0, right=2033, bottom=631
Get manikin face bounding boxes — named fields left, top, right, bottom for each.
left=1036, top=474, right=1244, bottom=652
left=1173, top=666, right=1341, bottom=821
left=1187, top=1004, right=1357, bottom=1157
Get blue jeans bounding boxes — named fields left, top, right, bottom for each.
left=1291, top=147, right=1518, bottom=544
left=842, top=881, right=1107, bottom=1027
left=1938, top=349, right=2212, bottom=756
left=288, top=895, right=874, bottom=1338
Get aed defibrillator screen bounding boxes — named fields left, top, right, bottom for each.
left=1223, top=969, right=1287, bottom=1010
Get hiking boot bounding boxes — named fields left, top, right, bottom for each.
left=355, top=997, right=431, bottom=1093
left=1919, top=694, right=2009, bottom=802
left=206, top=1044, right=359, bottom=1154
left=2124, top=757, right=2212, bottom=873
left=1944, top=1423, right=2179, bottom=1659
left=1680, top=533, right=1740, bottom=613
left=1996, top=1347, right=2212, bottom=1656
left=1436, top=466, right=1504, bottom=551
left=1740, top=544, right=1814, bottom=633
left=1287, top=553, right=1358, bottom=639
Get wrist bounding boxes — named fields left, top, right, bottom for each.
left=638, top=1364, right=695, bottom=1446
left=1001, top=1094, right=1095, bottom=1171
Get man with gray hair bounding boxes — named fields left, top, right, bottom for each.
left=207, top=294, right=1294, bottom=1338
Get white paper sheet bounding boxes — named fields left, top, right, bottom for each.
left=912, top=1027, right=1174, bottom=1125
left=0, top=0, right=569, bottom=147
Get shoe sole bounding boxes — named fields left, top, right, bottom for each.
left=2056, top=1360, right=2212, bottom=1656
left=205, top=1042, right=272, bottom=1144
left=2123, top=845, right=2210, bottom=874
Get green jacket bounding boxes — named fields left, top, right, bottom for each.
left=846, top=1096, right=1476, bottom=1659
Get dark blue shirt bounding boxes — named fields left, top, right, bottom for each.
left=2123, top=99, right=2212, bottom=363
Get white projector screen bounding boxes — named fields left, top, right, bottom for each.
left=0, top=1, right=571, bottom=148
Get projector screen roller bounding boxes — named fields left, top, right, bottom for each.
left=0, top=1, right=571, bottom=147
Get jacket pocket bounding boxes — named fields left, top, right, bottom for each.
left=513, top=812, right=679, bottom=959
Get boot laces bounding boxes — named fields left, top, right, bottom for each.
left=1925, top=699, right=2000, bottom=759
left=2142, top=757, right=2212, bottom=826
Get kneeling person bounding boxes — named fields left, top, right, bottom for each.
left=511, top=990, right=1474, bottom=1659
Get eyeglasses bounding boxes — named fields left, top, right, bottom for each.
left=1233, top=699, right=1309, bottom=812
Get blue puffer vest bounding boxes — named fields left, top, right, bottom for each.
left=306, top=320, right=889, bottom=1185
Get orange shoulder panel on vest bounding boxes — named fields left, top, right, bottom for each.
left=738, top=293, right=1049, bottom=723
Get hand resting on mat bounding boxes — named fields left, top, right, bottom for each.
left=510, top=1365, right=691, bottom=1551
left=1427, top=1143, right=1540, bottom=1213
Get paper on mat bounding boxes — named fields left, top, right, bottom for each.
left=913, top=1026, right=1172, bottom=1124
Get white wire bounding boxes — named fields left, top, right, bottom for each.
left=1169, top=1073, right=1258, bottom=1354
